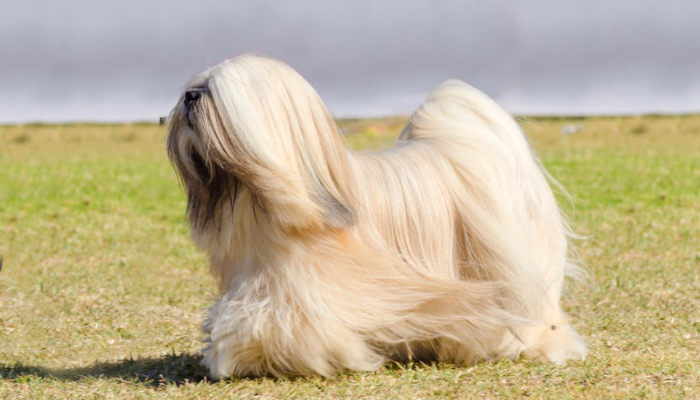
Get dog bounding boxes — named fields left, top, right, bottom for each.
left=166, top=54, right=588, bottom=379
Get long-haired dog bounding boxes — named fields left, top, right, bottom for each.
left=167, top=54, right=588, bottom=379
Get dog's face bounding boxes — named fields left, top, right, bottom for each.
left=167, top=55, right=356, bottom=233
left=167, top=76, right=237, bottom=230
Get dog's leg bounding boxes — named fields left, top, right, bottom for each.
left=200, top=294, right=386, bottom=378
left=199, top=253, right=388, bottom=379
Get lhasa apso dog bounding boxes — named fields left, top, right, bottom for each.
left=167, top=54, right=588, bottom=379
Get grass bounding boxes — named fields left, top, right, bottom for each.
left=1, top=115, right=699, bottom=399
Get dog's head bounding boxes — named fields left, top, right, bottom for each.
left=167, top=55, right=356, bottom=232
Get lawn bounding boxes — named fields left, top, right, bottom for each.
left=1, top=115, right=699, bottom=399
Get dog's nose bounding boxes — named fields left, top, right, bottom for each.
left=184, top=90, right=202, bottom=107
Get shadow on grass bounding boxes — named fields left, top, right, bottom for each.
left=2, top=354, right=440, bottom=388
left=1, top=352, right=211, bottom=387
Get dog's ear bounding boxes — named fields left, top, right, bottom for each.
left=303, top=107, right=358, bottom=229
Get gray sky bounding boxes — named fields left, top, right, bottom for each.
left=1, top=0, right=699, bottom=123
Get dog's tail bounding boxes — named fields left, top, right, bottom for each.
left=404, top=80, right=576, bottom=322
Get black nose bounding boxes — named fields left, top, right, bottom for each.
left=184, top=90, right=202, bottom=107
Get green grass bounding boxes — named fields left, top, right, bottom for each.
left=1, top=116, right=699, bottom=399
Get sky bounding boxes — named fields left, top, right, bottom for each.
left=1, top=0, right=699, bottom=124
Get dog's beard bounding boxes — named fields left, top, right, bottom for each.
left=185, top=148, right=241, bottom=230
left=167, top=95, right=242, bottom=230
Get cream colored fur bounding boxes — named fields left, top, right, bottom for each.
left=166, top=54, right=588, bottom=379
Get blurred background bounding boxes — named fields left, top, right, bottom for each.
left=1, top=0, right=699, bottom=124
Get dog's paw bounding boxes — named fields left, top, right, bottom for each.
left=521, top=323, right=588, bottom=364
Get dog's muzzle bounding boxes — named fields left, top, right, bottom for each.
left=184, top=89, right=202, bottom=108
left=184, top=89, right=206, bottom=127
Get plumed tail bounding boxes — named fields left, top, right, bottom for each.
left=404, top=80, right=575, bottom=321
